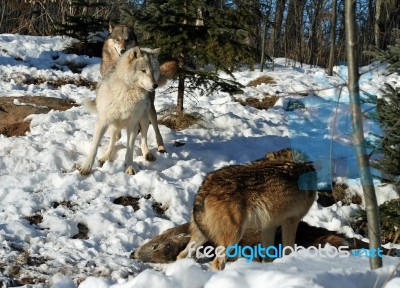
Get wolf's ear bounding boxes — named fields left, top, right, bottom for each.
left=152, top=48, right=161, bottom=55
left=128, top=46, right=142, bottom=61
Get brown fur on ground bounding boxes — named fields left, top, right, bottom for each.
left=132, top=221, right=391, bottom=264
left=177, top=149, right=317, bottom=270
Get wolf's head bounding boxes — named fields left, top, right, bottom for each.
left=108, top=23, right=138, bottom=56
left=118, top=47, right=160, bottom=92
left=140, top=47, right=161, bottom=82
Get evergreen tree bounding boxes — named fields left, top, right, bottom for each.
left=376, top=83, right=400, bottom=181
left=56, top=0, right=107, bottom=55
left=131, top=1, right=256, bottom=114
left=373, top=33, right=400, bottom=183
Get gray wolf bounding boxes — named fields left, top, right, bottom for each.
left=100, top=23, right=138, bottom=76
left=78, top=47, right=159, bottom=176
left=100, top=24, right=178, bottom=153
left=177, top=149, right=317, bottom=270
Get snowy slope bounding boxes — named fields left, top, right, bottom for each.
left=0, top=34, right=399, bottom=288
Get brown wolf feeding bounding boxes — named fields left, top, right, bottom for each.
left=177, top=149, right=317, bottom=270
left=100, top=23, right=178, bottom=154
left=133, top=220, right=393, bottom=264
left=133, top=221, right=382, bottom=263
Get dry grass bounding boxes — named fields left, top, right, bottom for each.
left=332, top=183, right=362, bottom=205
left=236, top=96, right=279, bottom=110
left=159, top=112, right=202, bottom=131
left=246, top=75, right=276, bottom=87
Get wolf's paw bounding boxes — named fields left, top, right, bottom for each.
left=145, top=153, right=156, bottom=162
left=76, top=164, right=91, bottom=176
left=125, top=166, right=136, bottom=175
left=211, top=257, right=226, bottom=270
left=98, top=159, right=105, bottom=167
left=157, top=146, right=167, bottom=154
left=176, top=250, right=187, bottom=260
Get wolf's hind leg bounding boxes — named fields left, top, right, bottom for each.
left=125, top=124, right=138, bottom=175
left=148, top=91, right=166, bottom=153
left=177, top=222, right=208, bottom=260
left=139, top=116, right=156, bottom=162
left=281, top=217, right=300, bottom=255
left=210, top=224, right=245, bottom=270
left=260, top=227, right=277, bottom=262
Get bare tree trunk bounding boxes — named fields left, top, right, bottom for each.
left=176, top=74, right=185, bottom=114
left=268, top=0, right=286, bottom=55
left=327, top=0, right=337, bottom=76
left=260, top=15, right=268, bottom=72
left=308, top=0, right=323, bottom=66
left=345, top=0, right=382, bottom=271
left=374, top=0, right=382, bottom=48
left=285, top=0, right=305, bottom=64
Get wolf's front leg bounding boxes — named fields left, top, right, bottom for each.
left=78, top=121, right=108, bottom=175
left=99, top=126, right=119, bottom=167
left=139, top=116, right=156, bottom=162
left=125, top=124, right=138, bottom=175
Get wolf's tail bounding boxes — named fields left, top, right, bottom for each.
left=82, top=97, right=97, bottom=114
left=158, top=61, right=179, bottom=87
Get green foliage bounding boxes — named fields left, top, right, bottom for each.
left=367, top=29, right=400, bottom=182
left=129, top=1, right=256, bottom=110
left=375, top=83, right=400, bottom=181
left=286, top=100, right=306, bottom=111
left=369, top=43, right=400, bottom=74
left=366, top=29, right=400, bottom=74
left=56, top=0, right=107, bottom=54
left=353, top=198, right=400, bottom=244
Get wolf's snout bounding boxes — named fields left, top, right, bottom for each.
left=152, top=83, right=158, bottom=89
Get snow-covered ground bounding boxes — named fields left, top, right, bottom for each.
left=0, top=34, right=399, bottom=288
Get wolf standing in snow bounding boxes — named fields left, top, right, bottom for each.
left=177, top=149, right=317, bottom=270
left=100, top=23, right=178, bottom=153
left=79, top=47, right=159, bottom=176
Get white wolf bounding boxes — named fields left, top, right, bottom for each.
left=78, top=47, right=159, bottom=176
left=100, top=24, right=178, bottom=153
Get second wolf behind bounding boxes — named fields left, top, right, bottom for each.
left=177, top=149, right=317, bottom=270
left=100, top=23, right=138, bottom=76
left=100, top=23, right=178, bottom=154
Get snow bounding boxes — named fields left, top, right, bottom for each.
left=0, top=34, right=399, bottom=287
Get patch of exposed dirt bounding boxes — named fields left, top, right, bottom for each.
left=72, top=223, right=90, bottom=240
left=113, top=196, right=141, bottom=212
left=0, top=96, right=77, bottom=137
left=24, top=215, right=43, bottom=226
left=113, top=195, right=167, bottom=217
